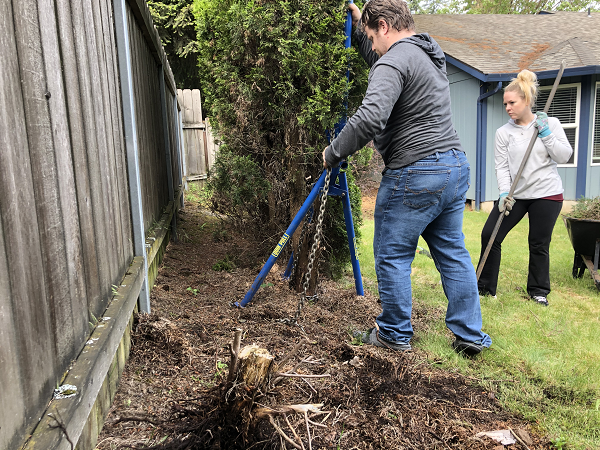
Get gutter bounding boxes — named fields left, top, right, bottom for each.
left=475, top=81, right=503, bottom=210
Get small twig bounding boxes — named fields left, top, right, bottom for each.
left=226, top=328, right=243, bottom=385
left=319, top=411, right=332, bottom=424
left=306, top=418, right=328, bottom=428
left=273, top=373, right=330, bottom=378
left=300, top=357, right=324, bottom=365
left=109, top=413, right=163, bottom=426
left=509, top=427, right=531, bottom=450
left=304, top=411, right=312, bottom=450
left=269, top=416, right=302, bottom=449
left=255, top=403, right=325, bottom=419
left=460, top=407, right=493, bottom=413
left=300, top=376, right=318, bottom=394
left=273, top=360, right=305, bottom=386
left=427, top=430, right=451, bottom=450
left=48, top=413, right=74, bottom=450
left=284, top=414, right=306, bottom=450
left=275, top=339, right=307, bottom=372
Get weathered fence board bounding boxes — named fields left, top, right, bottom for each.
left=166, top=88, right=182, bottom=198
left=12, top=0, right=67, bottom=415
left=107, top=0, right=134, bottom=272
left=0, top=5, right=48, bottom=445
left=0, top=0, right=187, bottom=448
left=79, top=0, right=115, bottom=314
left=1, top=4, right=55, bottom=447
left=95, top=0, right=127, bottom=278
left=0, top=230, right=24, bottom=450
left=177, top=89, right=219, bottom=182
left=129, top=5, right=170, bottom=229
left=67, top=0, right=105, bottom=315
left=39, top=0, right=90, bottom=367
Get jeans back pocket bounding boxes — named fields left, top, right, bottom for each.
left=403, top=169, right=451, bottom=208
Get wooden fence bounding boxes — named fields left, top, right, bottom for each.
left=0, top=0, right=187, bottom=448
left=177, top=89, right=219, bottom=183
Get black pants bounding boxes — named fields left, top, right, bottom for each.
left=477, top=198, right=563, bottom=297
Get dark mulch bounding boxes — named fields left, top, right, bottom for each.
left=97, top=153, right=552, bottom=449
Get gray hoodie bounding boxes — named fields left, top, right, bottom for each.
left=324, top=29, right=463, bottom=169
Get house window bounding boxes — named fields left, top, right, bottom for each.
left=593, top=82, right=600, bottom=165
left=533, top=83, right=580, bottom=166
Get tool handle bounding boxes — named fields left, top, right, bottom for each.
left=476, top=61, right=566, bottom=282
left=506, top=61, right=566, bottom=199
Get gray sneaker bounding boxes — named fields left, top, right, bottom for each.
left=353, top=328, right=411, bottom=351
left=452, top=338, right=484, bottom=357
left=532, top=296, right=549, bottom=306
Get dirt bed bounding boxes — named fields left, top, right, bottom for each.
left=97, top=155, right=553, bottom=450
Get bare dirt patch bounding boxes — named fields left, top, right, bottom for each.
left=97, top=161, right=553, bottom=449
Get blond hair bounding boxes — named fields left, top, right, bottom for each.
left=505, top=69, right=539, bottom=108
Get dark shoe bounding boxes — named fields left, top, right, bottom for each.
left=532, top=295, right=549, bottom=306
left=353, top=328, right=411, bottom=351
left=478, top=289, right=497, bottom=299
left=452, top=338, right=484, bottom=357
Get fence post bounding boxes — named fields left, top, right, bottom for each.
left=176, top=90, right=189, bottom=192
left=158, top=66, right=177, bottom=240
left=113, top=0, right=151, bottom=312
left=174, top=96, right=185, bottom=207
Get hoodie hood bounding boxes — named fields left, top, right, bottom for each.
left=396, top=33, right=446, bottom=69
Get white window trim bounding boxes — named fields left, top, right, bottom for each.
left=591, top=81, right=600, bottom=166
left=538, top=82, right=580, bottom=168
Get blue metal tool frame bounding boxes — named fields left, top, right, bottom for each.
left=235, top=162, right=364, bottom=308
left=234, top=2, right=362, bottom=308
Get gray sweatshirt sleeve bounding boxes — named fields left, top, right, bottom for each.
left=354, top=28, right=379, bottom=68
left=324, top=63, right=403, bottom=168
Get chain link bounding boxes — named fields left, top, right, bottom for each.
left=288, top=210, right=311, bottom=289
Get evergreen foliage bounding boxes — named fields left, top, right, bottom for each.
left=194, top=0, right=369, bottom=278
left=148, top=0, right=200, bottom=88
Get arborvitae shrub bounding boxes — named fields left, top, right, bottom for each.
left=196, top=0, right=369, bottom=277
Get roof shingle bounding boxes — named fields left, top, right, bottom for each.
left=413, top=11, right=600, bottom=74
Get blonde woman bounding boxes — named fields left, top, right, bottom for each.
left=477, top=70, right=573, bottom=306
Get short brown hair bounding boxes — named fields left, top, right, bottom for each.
left=360, top=0, right=415, bottom=33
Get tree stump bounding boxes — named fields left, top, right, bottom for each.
left=237, top=344, right=274, bottom=389
left=224, top=342, right=274, bottom=436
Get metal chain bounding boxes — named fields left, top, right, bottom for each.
left=288, top=210, right=311, bottom=289
left=292, top=168, right=332, bottom=323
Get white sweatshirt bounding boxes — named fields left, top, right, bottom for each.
left=495, top=117, right=573, bottom=199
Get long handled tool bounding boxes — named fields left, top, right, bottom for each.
left=476, top=60, right=566, bottom=281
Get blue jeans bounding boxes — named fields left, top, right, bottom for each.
left=373, top=149, right=492, bottom=347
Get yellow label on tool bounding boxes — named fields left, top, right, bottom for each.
left=271, top=233, right=290, bottom=258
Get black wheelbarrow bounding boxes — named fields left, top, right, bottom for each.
left=563, top=216, right=600, bottom=290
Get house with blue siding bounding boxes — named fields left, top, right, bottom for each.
left=414, top=11, right=600, bottom=211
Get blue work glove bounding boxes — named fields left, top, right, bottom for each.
left=498, top=192, right=515, bottom=213
left=535, top=112, right=551, bottom=138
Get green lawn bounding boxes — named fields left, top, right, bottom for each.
left=357, top=208, right=600, bottom=449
